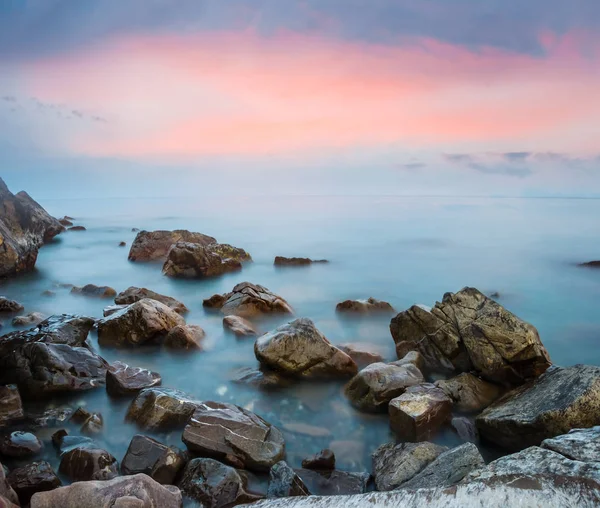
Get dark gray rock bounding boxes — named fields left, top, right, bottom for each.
left=230, top=367, right=292, bottom=390
left=435, top=372, right=503, bottom=413
left=204, top=282, right=293, bottom=318
left=102, top=304, right=127, bottom=317
left=162, top=241, right=247, bottom=278
left=0, top=313, right=95, bottom=347
left=541, top=426, right=600, bottom=462
left=67, top=226, right=86, bottom=231
left=0, top=298, right=23, bottom=313
left=451, top=416, right=479, bottom=443
left=294, top=470, right=369, bottom=496
left=128, top=229, right=217, bottom=261
left=106, top=361, right=162, bottom=396
left=336, top=298, right=394, bottom=314
left=71, top=284, right=116, bottom=298
left=7, top=461, right=61, bottom=505
left=126, top=387, right=199, bottom=431
left=268, top=461, right=310, bottom=498
left=0, top=459, right=18, bottom=506
left=121, top=435, right=187, bottom=485
left=26, top=406, right=74, bottom=427
left=0, top=386, right=23, bottom=427
left=59, top=447, right=119, bottom=482
left=0, top=431, right=43, bottom=458
left=115, top=286, right=188, bottom=314
left=301, top=450, right=335, bottom=471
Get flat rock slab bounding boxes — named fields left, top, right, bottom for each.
left=71, top=284, right=116, bottom=298
left=294, top=470, right=369, bottom=496
left=274, top=257, right=328, bottom=266
left=115, top=286, right=188, bottom=314
left=106, top=361, right=162, bottom=396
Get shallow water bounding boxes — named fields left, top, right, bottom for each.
left=1, top=195, right=600, bottom=486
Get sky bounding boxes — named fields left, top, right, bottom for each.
left=0, top=0, right=599, bottom=198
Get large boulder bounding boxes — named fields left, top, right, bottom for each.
left=164, top=324, right=205, bottom=350
left=0, top=178, right=63, bottom=278
left=115, top=286, right=188, bottom=314
left=204, top=282, right=293, bottom=318
left=344, top=361, right=424, bottom=412
left=255, top=319, right=357, bottom=379
left=0, top=385, right=23, bottom=426
left=0, top=313, right=95, bottom=347
left=268, top=461, right=310, bottom=498
left=7, top=461, right=61, bottom=505
left=182, top=401, right=285, bottom=472
left=371, top=441, right=447, bottom=491
left=126, top=387, right=200, bottom=431
left=106, top=361, right=162, bottom=396
left=121, top=435, right=187, bottom=485
left=97, top=299, right=185, bottom=346
left=435, top=372, right=503, bottom=413
left=30, top=473, right=182, bottom=508
left=476, top=364, right=600, bottom=450
left=178, top=458, right=259, bottom=507
left=389, top=287, right=551, bottom=385
left=162, top=241, right=248, bottom=278
left=128, top=229, right=216, bottom=261
left=336, top=298, right=394, bottom=314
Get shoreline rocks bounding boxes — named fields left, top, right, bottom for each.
left=164, top=324, right=205, bottom=350
left=128, top=229, right=217, bottom=261
left=7, top=461, right=61, bottom=505
left=59, top=447, right=119, bottom=481
left=115, top=286, right=188, bottom=314
left=0, top=298, right=23, bottom=313
left=435, top=372, right=503, bottom=413
left=106, top=361, right=162, bottom=396
left=162, top=241, right=248, bottom=278
left=223, top=315, right=258, bottom=337
left=336, top=298, right=394, bottom=314
left=126, top=387, right=200, bottom=431
left=121, top=435, right=186, bottom=484
left=204, top=282, right=293, bottom=318
left=70, top=284, right=116, bottom=298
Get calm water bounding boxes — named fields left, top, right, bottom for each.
left=1, top=195, right=600, bottom=485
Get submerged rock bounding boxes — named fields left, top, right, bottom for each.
left=30, top=473, right=182, bottom=508
left=435, top=372, right=503, bottom=413
left=389, top=287, right=551, bottom=385
left=204, top=282, right=293, bottom=318
left=126, top=387, right=199, bottom=431
left=476, top=364, right=600, bottom=450
left=223, top=315, right=258, bottom=337
left=67, top=225, right=86, bottom=231
left=0, top=431, right=43, bottom=458
left=59, top=447, right=119, bottom=482
left=0, top=298, right=23, bottom=313
left=128, top=229, right=217, bottom=261
left=294, top=470, right=369, bottom=496
left=71, top=284, right=116, bottom=298
left=0, top=385, right=24, bottom=427
left=336, top=298, right=395, bottom=314
left=106, top=361, right=162, bottom=396
left=268, top=461, right=310, bottom=498
left=7, top=461, right=61, bottom=505
left=301, top=450, right=335, bottom=471
left=274, top=257, right=328, bottom=266
left=255, top=318, right=357, bottom=379
left=162, top=241, right=248, bottom=278
left=182, top=401, right=285, bottom=472
left=579, top=260, right=600, bottom=268
left=118, top=241, right=126, bottom=247
left=164, top=324, right=205, bottom=350
left=230, top=367, right=292, bottom=390
left=97, top=298, right=185, bottom=346
left=121, top=435, right=187, bottom=485
left=115, top=286, right=188, bottom=314
left=345, top=361, right=424, bottom=412
left=337, top=343, right=384, bottom=368
left=12, top=312, right=46, bottom=327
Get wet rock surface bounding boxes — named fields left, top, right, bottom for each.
left=115, top=286, right=188, bottom=314
left=31, top=473, right=182, bottom=508
left=0, top=431, right=43, bottom=457
left=126, top=387, right=200, bottom=431
left=268, top=461, right=310, bottom=498
left=162, top=241, right=248, bottom=278
left=294, top=469, right=369, bottom=496
left=389, top=287, right=551, bottom=384
left=128, top=229, right=217, bottom=261
left=435, top=372, right=503, bottom=413
left=97, top=298, right=185, bottom=346
left=0, top=313, right=95, bottom=347
left=476, top=364, right=600, bottom=450
left=336, top=298, right=394, bottom=314
left=7, top=461, right=61, bottom=505
left=164, top=324, right=206, bottom=349
left=230, top=367, right=292, bottom=390
left=182, top=401, right=285, bottom=471
left=59, top=447, right=119, bottom=482
left=223, top=315, right=258, bottom=337
left=204, top=282, right=293, bottom=318
left=301, top=450, right=335, bottom=470
left=71, top=284, right=116, bottom=298
left=0, top=386, right=23, bottom=427
left=106, top=361, right=162, bottom=396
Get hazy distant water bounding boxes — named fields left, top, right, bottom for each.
left=1, top=195, right=600, bottom=482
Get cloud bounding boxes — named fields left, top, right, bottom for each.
left=468, top=161, right=533, bottom=178
left=0, top=95, right=109, bottom=123
left=503, top=151, right=531, bottom=162
left=2, top=96, right=16, bottom=102
left=398, top=162, right=427, bottom=170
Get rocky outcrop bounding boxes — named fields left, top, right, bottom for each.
left=106, top=361, right=162, bottom=396
left=162, top=241, right=248, bottom=278
left=274, top=257, right=328, bottom=266
left=115, top=286, right=188, bottom=314
left=30, top=473, right=182, bottom=508
left=476, top=364, right=600, bottom=450
left=0, top=385, right=23, bottom=426
left=126, top=387, right=200, bottom=431
left=12, top=312, right=46, bottom=326
left=344, top=361, right=424, bottom=412
left=294, top=470, right=369, bottom=496
left=301, top=450, right=335, bottom=471
left=121, top=435, right=187, bottom=485
left=178, top=458, right=259, bottom=507
left=435, top=372, right=503, bottom=412
left=0, top=431, right=42, bottom=457
left=389, top=287, right=551, bottom=384
left=389, top=383, right=452, bottom=441
left=0, top=298, right=23, bottom=313
left=336, top=298, right=394, bottom=314
left=128, top=229, right=216, bottom=261
left=164, top=324, right=205, bottom=349
left=7, top=461, right=61, bottom=505
left=204, top=282, right=293, bottom=318
left=182, top=401, right=285, bottom=471
left=59, top=447, right=119, bottom=481
left=337, top=343, right=384, bottom=368
left=224, top=315, right=258, bottom=337
left=371, top=441, right=446, bottom=491
left=71, top=284, right=116, bottom=298
left=255, top=319, right=357, bottom=379
left=268, top=461, right=310, bottom=498
left=97, top=299, right=185, bottom=346
left=0, top=178, right=63, bottom=278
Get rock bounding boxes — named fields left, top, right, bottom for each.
left=178, top=458, right=258, bottom=507
left=476, top=364, right=600, bottom=451
left=80, top=412, right=103, bottom=435
left=336, top=298, right=394, bottom=314
left=344, top=362, right=424, bottom=412
left=182, top=401, right=285, bottom=472
left=121, top=435, right=187, bottom=485
left=399, top=443, right=484, bottom=489
left=0, top=386, right=23, bottom=427
left=223, top=315, right=258, bottom=337
left=435, top=372, right=503, bottom=413
left=230, top=367, right=292, bottom=390
left=71, top=284, right=116, bottom=298
left=391, top=351, right=425, bottom=371
left=59, top=447, right=119, bottom=481
left=97, top=299, right=185, bottom=346
left=30, top=473, right=182, bottom=508
left=301, top=450, right=335, bottom=471
left=126, top=387, right=200, bottom=431
left=12, top=312, right=46, bottom=326
left=41, top=290, right=55, bottom=297
left=103, top=304, right=127, bottom=317
left=579, top=260, right=600, bottom=268
left=371, top=441, right=447, bottom=491
left=0, top=460, right=18, bottom=506
left=268, top=461, right=310, bottom=498
left=294, top=470, right=369, bottom=496
left=389, top=383, right=452, bottom=441
left=52, top=431, right=96, bottom=455
left=106, top=361, right=162, bottom=396
left=0, top=431, right=43, bottom=457
left=115, top=286, right=188, bottom=314
left=68, top=226, right=86, bottom=231
left=128, top=229, right=217, bottom=261
left=68, top=407, right=92, bottom=426
left=255, top=318, right=357, bottom=379
left=164, top=324, right=205, bottom=350
left=26, top=406, right=74, bottom=428
left=451, top=416, right=479, bottom=443
left=0, top=178, right=64, bottom=278
left=162, top=241, right=246, bottom=278
left=131, top=227, right=139, bottom=232
left=204, top=282, right=293, bottom=318
left=541, top=426, right=600, bottom=462
left=0, top=298, right=23, bottom=313
left=4, top=314, right=96, bottom=347
left=118, top=241, right=126, bottom=247
left=389, top=287, right=551, bottom=385
left=7, top=461, right=61, bottom=505
left=59, top=218, right=73, bottom=227
left=274, top=257, right=328, bottom=266
left=337, top=343, right=384, bottom=368
left=281, top=423, right=332, bottom=438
